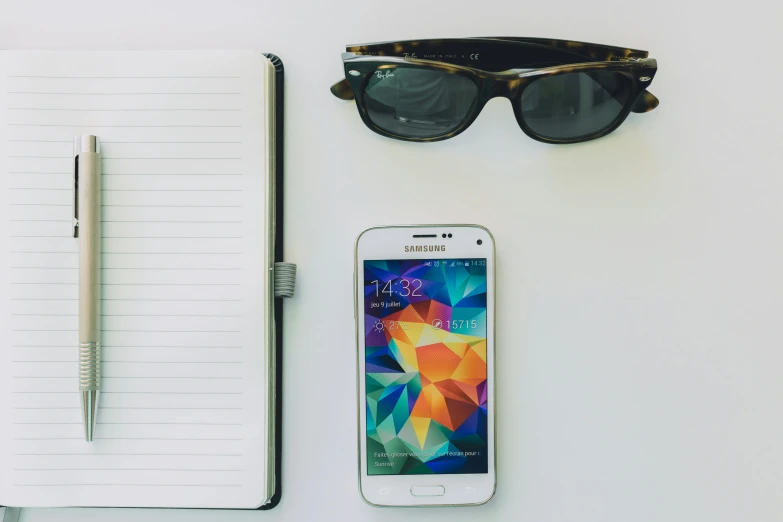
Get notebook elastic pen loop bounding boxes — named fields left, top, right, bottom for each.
left=273, top=262, right=297, bottom=298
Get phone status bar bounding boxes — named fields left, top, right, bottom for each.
left=423, top=259, right=486, bottom=268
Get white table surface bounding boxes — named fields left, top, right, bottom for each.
left=2, top=0, right=782, bottom=520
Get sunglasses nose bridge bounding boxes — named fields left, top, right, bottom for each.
left=486, top=77, right=520, bottom=100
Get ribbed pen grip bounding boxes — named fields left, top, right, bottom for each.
left=79, top=341, right=101, bottom=390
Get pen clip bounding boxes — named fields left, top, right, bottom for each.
left=71, top=135, right=99, bottom=238
left=72, top=137, right=81, bottom=238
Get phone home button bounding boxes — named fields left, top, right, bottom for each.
left=410, top=485, right=445, bottom=497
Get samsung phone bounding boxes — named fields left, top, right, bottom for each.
left=354, top=225, right=496, bottom=506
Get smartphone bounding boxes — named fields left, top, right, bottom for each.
left=354, top=225, right=496, bottom=506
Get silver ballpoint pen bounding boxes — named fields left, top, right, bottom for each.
left=73, top=135, right=102, bottom=442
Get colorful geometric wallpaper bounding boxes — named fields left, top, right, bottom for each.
left=363, top=258, right=488, bottom=475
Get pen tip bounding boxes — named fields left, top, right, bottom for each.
left=81, top=390, right=99, bottom=442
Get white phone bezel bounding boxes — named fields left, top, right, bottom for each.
left=354, top=225, right=496, bottom=507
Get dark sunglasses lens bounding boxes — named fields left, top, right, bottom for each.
left=363, top=67, right=478, bottom=139
left=520, top=71, right=632, bottom=141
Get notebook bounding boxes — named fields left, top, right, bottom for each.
left=0, top=50, right=286, bottom=509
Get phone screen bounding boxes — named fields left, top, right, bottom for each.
left=363, top=258, right=488, bottom=475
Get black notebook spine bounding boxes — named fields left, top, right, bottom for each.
left=260, top=52, right=284, bottom=511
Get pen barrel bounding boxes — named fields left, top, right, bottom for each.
left=78, top=150, right=101, bottom=391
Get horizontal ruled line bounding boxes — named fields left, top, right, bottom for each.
left=11, top=421, right=242, bottom=426
left=12, top=345, right=241, bottom=348
left=9, top=108, right=241, bottom=112
left=11, top=299, right=77, bottom=301
left=13, top=453, right=242, bottom=457
left=96, top=437, right=242, bottom=441
left=103, top=189, right=242, bottom=192
left=101, top=204, right=242, bottom=207
left=103, top=156, right=242, bottom=160
left=7, top=75, right=240, bottom=79
left=10, top=236, right=244, bottom=239
left=105, top=313, right=241, bottom=316
left=13, top=361, right=241, bottom=364
left=12, top=407, right=80, bottom=409
left=8, top=91, right=242, bottom=95
left=10, top=264, right=75, bottom=268
left=9, top=188, right=241, bottom=192
left=11, top=313, right=241, bottom=316
left=8, top=140, right=243, bottom=144
left=101, top=299, right=242, bottom=302
left=10, top=283, right=75, bottom=286
left=10, top=283, right=240, bottom=286
left=13, top=327, right=239, bottom=332
left=12, top=391, right=242, bottom=395
left=13, top=376, right=241, bottom=379
left=12, top=437, right=85, bottom=440
left=101, top=220, right=242, bottom=223
left=14, top=453, right=244, bottom=457
left=13, top=407, right=242, bottom=410
left=10, top=312, right=76, bottom=315
left=11, top=329, right=77, bottom=331
left=102, top=330, right=241, bottom=333
left=101, top=174, right=242, bottom=177
left=10, top=282, right=76, bottom=285
left=14, top=469, right=243, bottom=472
left=102, top=252, right=242, bottom=254
left=9, top=124, right=242, bottom=128
left=14, top=483, right=242, bottom=487
left=9, top=158, right=242, bottom=161
left=11, top=344, right=76, bottom=347
left=104, top=345, right=241, bottom=349
left=14, top=374, right=241, bottom=378
left=100, top=236, right=243, bottom=239
left=11, top=203, right=70, bottom=206
left=103, top=141, right=242, bottom=144
left=118, top=283, right=241, bottom=285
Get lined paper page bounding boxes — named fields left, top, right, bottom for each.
left=0, top=51, right=271, bottom=508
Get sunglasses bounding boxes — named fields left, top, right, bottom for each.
left=331, top=37, right=659, bottom=144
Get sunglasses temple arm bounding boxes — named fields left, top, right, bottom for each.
left=632, top=90, right=659, bottom=113
left=331, top=79, right=355, bottom=100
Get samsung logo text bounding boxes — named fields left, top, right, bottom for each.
left=404, top=245, right=446, bottom=253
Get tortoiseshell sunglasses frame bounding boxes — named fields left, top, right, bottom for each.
left=331, top=37, right=659, bottom=144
